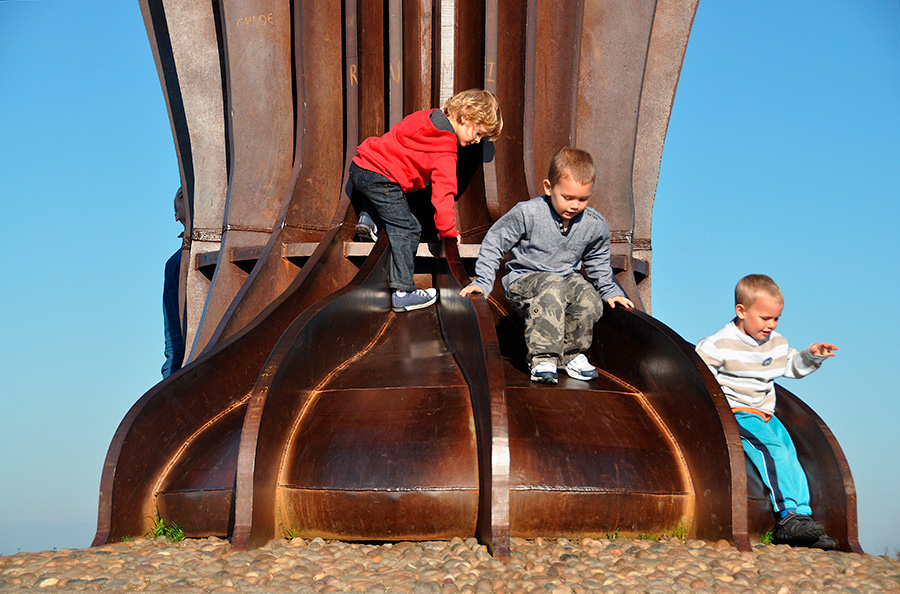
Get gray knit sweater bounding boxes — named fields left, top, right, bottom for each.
left=469, top=196, right=625, bottom=300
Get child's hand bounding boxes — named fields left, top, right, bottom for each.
left=607, top=296, right=634, bottom=309
left=460, top=284, right=483, bottom=298
left=809, top=342, right=838, bottom=357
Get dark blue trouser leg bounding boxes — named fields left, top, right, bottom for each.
left=350, top=163, right=420, bottom=291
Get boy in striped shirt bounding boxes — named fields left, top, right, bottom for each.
left=696, top=274, right=838, bottom=549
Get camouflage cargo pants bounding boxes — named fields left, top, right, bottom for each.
left=505, top=272, right=604, bottom=368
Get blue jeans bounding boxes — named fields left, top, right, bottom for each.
left=349, top=163, right=420, bottom=292
left=736, top=411, right=812, bottom=516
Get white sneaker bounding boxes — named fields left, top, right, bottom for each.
left=530, top=361, right=558, bottom=384
left=563, top=354, right=599, bottom=381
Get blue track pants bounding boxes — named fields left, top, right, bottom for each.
left=735, top=411, right=812, bottom=516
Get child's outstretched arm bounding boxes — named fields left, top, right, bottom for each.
left=459, top=204, right=527, bottom=298
left=809, top=342, right=838, bottom=357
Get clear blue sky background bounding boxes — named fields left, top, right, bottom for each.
left=1, top=1, right=897, bottom=556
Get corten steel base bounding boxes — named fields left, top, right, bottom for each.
left=96, top=0, right=861, bottom=558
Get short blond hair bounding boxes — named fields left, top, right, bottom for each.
left=735, top=274, right=784, bottom=307
left=442, top=89, right=503, bottom=141
left=548, top=147, right=595, bottom=187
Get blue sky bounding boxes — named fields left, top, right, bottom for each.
left=1, top=1, right=897, bottom=556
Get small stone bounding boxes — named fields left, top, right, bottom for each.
left=413, top=582, right=442, bottom=594
left=34, top=576, right=58, bottom=588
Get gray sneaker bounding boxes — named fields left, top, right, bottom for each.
left=392, top=288, right=437, bottom=312
left=356, top=212, right=378, bottom=242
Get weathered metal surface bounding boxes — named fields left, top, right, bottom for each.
left=94, top=217, right=365, bottom=546
left=574, top=0, right=656, bottom=310
left=358, top=0, right=388, bottom=140
left=403, top=0, right=434, bottom=112
left=437, top=238, right=511, bottom=558
left=632, top=0, right=700, bottom=310
left=200, top=1, right=349, bottom=351
left=488, top=0, right=532, bottom=220
left=232, top=237, right=477, bottom=549
left=187, top=0, right=295, bottom=360
left=529, top=0, right=580, bottom=197
left=590, top=307, right=751, bottom=547
left=96, top=0, right=860, bottom=559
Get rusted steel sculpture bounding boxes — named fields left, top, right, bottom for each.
left=95, top=0, right=861, bottom=558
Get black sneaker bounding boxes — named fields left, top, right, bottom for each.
left=808, top=533, right=838, bottom=550
left=773, top=513, right=825, bottom=545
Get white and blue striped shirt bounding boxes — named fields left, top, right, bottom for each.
left=696, top=321, right=826, bottom=414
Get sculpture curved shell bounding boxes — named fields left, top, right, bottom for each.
left=95, top=0, right=861, bottom=557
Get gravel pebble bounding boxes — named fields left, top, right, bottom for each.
left=0, top=537, right=898, bottom=593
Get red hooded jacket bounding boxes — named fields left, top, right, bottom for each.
left=352, top=109, right=460, bottom=238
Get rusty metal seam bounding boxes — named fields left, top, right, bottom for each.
left=599, top=369, right=697, bottom=524
left=315, top=384, right=468, bottom=394
left=225, top=224, right=277, bottom=233
left=157, top=488, right=235, bottom=495
left=283, top=222, right=332, bottom=232
left=510, top=486, right=692, bottom=495
left=151, top=391, right=254, bottom=500
left=192, top=228, right=224, bottom=242
left=276, top=486, right=479, bottom=492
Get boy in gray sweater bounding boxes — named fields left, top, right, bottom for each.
left=460, top=147, right=633, bottom=383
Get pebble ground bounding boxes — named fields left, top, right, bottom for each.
left=2, top=536, right=899, bottom=593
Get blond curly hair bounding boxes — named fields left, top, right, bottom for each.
left=442, top=89, right=503, bottom=141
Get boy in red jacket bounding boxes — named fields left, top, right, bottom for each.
left=350, top=89, right=502, bottom=312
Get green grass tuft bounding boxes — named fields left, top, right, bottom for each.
left=670, top=522, right=688, bottom=540
left=146, top=513, right=185, bottom=543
